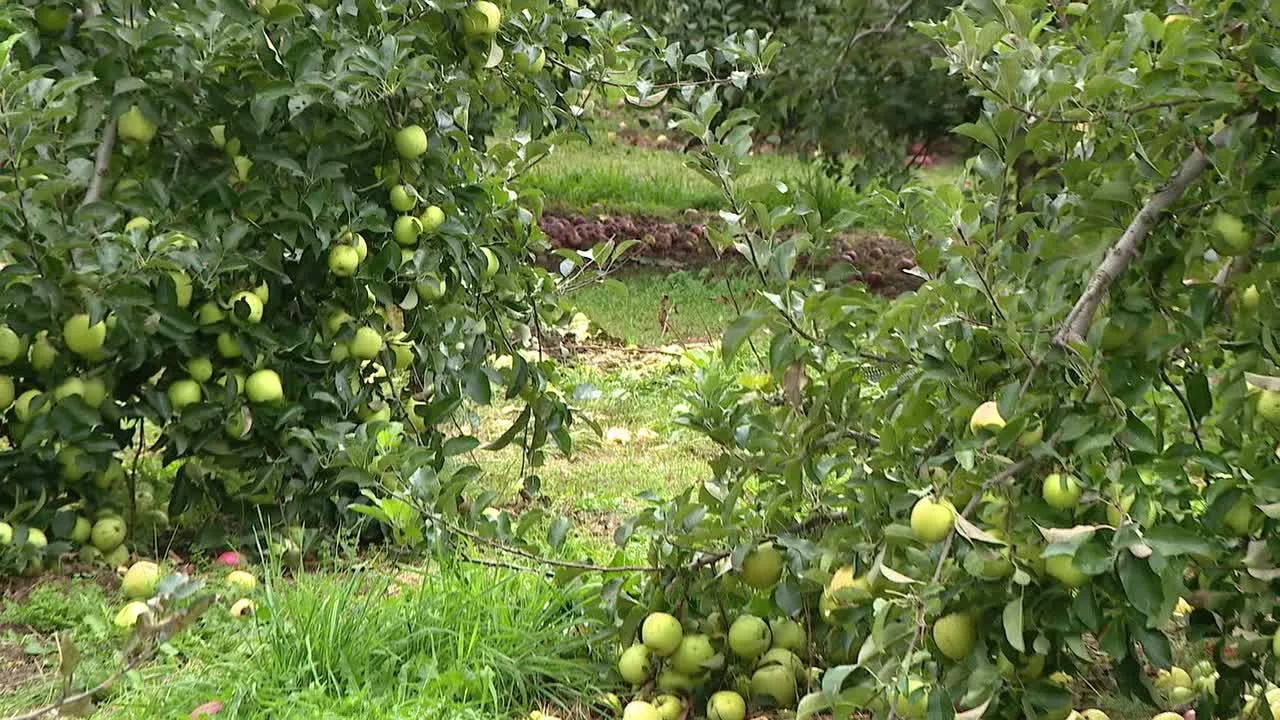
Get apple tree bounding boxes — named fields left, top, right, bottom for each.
left=572, top=0, right=1280, bottom=719
left=0, top=0, right=670, bottom=566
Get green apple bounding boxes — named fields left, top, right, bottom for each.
left=103, top=543, right=129, bottom=568
left=463, top=0, right=502, bottom=37
left=669, top=633, right=715, bottom=675
left=480, top=246, right=500, bottom=280
left=0, top=325, right=19, bottom=365
left=0, top=521, right=11, bottom=545
left=29, top=331, right=56, bottom=369
left=54, top=377, right=85, bottom=401
left=227, top=570, right=257, bottom=593
left=1211, top=212, right=1251, bottom=256
left=114, top=601, right=151, bottom=629
left=57, top=446, right=87, bottom=481
left=641, top=612, right=683, bottom=656
left=769, top=617, right=806, bottom=655
left=81, top=378, right=106, bottom=408
left=1042, top=473, right=1082, bottom=510
left=728, top=614, right=771, bottom=659
left=416, top=273, right=447, bottom=302
left=1044, top=554, right=1087, bottom=588
left=654, top=669, right=694, bottom=693
left=91, top=517, right=126, bottom=552
left=350, top=233, right=369, bottom=261
left=893, top=679, right=929, bottom=719
left=63, top=313, right=107, bottom=356
left=96, top=459, right=124, bottom=490
left=232, top=155, right=253, bottom=182
left=969, top=400, right=1005, bottom=432
left=197, top=302, right=226, bottom=326
left=117, top=105, right=158, bottom=144
left=394, top=215, right=423, bottom=246
left=1223, top=495, right=1258, bottom=537
left=35, top=5, right=73, bottom=34
left=392, top=343, right=413, bottom=370
left=230, top=598, right=256, bottom=617
left=706, top=691, right=746, bottom=720
left=0, top=374, right=12, bottom=411
left=932, top=612, right=976, bottom=660
left=1239, top=284, right=1261, bottom=311
left=168, top=379, right=203, bottom=410
left=617, top=643, right=652, bottom=685
left=14, top=389, right=45, bottom=421
left=230, top=290, right=264, bottom=323
left=246, top=369, right=284, bottom=403
left=124, top=216, right=152, bottom=232
left=122, top=561, right=161, bottom=600
left=328, top=245, right=360, bottom=277
left=750, top=664, right=797, bottom=707
left=252, top=282, right=269, bottom=304
left=652, top=695, right=684, bottom=720
left=910, top=496, right=954, bottom=544
left=621, top=701, right=661, bottom=720
left=741, top=542, right=784, bottom=589
left=186, top=356, right=214, bottom=383
left=515, top=47, right=547, bottom=73
left=420, top=205, right=446, bottom=233
left=210, top=124, right=227, bottom=148
left=394, top=125, right=428, bottom=159
left=216, top=332, right=242, bottom=359
left=350, top=327, right=384, bottom=360
left=1257, top=390, right=1280, bottom=423
left=67, top=517, right=92, bottom=544
left=389, top=185, right=416, bottom=212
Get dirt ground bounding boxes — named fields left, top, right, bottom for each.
left=538, top=210, right=923, bottom=298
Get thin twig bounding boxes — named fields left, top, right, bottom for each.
left=1055, top=129, right=1229, bottom=346
left=834, top=0, right=919, bottom=69
left=3, top=656, right=147, bottom=720
left=1160, top=365, right=1203, bottom=451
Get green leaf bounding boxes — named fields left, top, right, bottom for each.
left=1186, top=372, right=1211, bottom=420
left=1003, top=595, right=1025, bottom=652
left=1142, top=527, right=1215, bottom=557
left=1118, top=555, right=1163, bottom=619
left=463, top=365, right=492, bottom=405
left=547, top=516, right=571, bottom=549
left=443, top=436, right=479, bottom=457
left=1121, top=413, right=1158, bottom=455
left=1130, top=622, right=1172, bottom=669
left=722, top=310, right=767, bottom=362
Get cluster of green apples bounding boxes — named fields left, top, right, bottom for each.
left=112, top=560, right=260, bottom=631
left=615, top=544, right=826, bottom=720
left=1152, top=662, right=1217, bottom=710
left=0, top=499, right=143, bottom=572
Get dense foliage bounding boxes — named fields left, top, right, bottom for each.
left=584, top=0, right=1280, bottom=719
left=605, top=0, right=977, bottom=185
left=0, top=0, right=655, bottom=565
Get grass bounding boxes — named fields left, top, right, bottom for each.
left=571, top=267, right=760, bottom=347
left=522, top=132, right=816, bottom=217
left=1, top=563, right=605, bottom=719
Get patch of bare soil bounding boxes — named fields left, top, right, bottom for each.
left=0, top=638, right=44, bottom=695
left=538, top=210, right=923, bottom=298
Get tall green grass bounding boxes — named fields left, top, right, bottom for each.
left=1, top=563, right=603, bottom=720
left=250, top=563, right=602, bottom=716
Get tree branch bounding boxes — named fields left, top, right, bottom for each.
left=835, top=0, right=919, bottom=69
left=1054, top=130, right=1228, bottom=347
left=80, top=107, right=116, bottom=208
